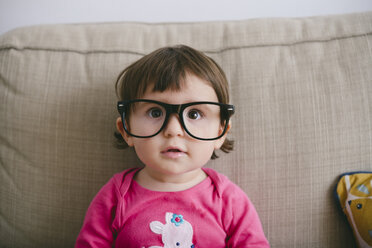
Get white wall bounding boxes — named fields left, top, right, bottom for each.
left=1, top=0, right=372, bottom=35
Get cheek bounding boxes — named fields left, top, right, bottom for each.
left=189, top=142, right=215, bottom=163
left=131, top=140, right=157, bottom=162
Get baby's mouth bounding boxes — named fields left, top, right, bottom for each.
left=161, top=147, right=186, bottom=158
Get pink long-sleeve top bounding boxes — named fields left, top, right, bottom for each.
left=76, top=167, right=270, bottom=247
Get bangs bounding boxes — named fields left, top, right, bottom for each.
left=137, top=48, right=189, bottom=97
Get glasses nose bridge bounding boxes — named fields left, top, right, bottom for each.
left=162, top=104, right=185, bottom=136
left=163, top=103, right=185, bottom=130
left=167, top=104, right=183, bottom=118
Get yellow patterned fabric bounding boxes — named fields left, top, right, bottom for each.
left=336, top=172, right=372, bottom=248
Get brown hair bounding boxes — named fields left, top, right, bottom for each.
left=115, top=45, right=233, bottom=159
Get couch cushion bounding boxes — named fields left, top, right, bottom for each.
left=1, top=11, right=372, bottom=247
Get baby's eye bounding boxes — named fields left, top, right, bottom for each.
left=187, top=109, right=203, bottom=120
left=148, top=108, right=163, bottom=118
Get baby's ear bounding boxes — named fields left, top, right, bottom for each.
left=116, top=117, right=134, bottom=147
left=214, top=121, right=231, bottom=150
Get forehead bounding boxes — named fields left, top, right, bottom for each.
left=142, top=74, right=218, bottom=103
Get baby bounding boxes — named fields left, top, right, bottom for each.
left=76, top=45, right=269, bottom=247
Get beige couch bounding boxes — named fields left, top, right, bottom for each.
left=1, top=11, right=371, bottom=248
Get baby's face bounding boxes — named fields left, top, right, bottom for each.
left=122, top=74, right=228, bottom=182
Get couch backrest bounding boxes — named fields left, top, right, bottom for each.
left=1, top=12, right=372, bottom=248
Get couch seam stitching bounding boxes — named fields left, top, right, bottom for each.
left=0, top=32, right=371, bottom=55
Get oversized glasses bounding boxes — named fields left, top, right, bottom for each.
left=117, top=99, right=235, bottom=141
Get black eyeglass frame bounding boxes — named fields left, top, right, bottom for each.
left=117, top=99, right=235, bottom=141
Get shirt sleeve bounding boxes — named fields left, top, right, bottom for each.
left=75, top=177, right=120, bottom=248
left=224, top=184, right=270, bottom=248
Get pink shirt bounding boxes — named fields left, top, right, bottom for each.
left=76, top=168, right=269, bottom=247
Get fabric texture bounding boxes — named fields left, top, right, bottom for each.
left=1, top=11, right=372, bottom=247
left=75, top=168, right=269, bottom=247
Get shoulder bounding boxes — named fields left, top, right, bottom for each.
left=202, top=167, right=258, bottom=223
left=202, top=169, right=269, bottom=245
left=202, top=167, right=248, bottom=200
left=110, top=168, right=140, bottom=196
left=89, top=168, right=138, bottom=203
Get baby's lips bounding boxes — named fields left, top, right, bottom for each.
left=162, top=146, right=185, bottom=153
left=161, top=146, right=188, bottom=158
